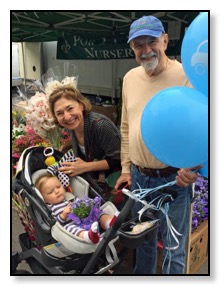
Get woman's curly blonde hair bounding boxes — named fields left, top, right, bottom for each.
left=48, top=85, right=92, bottom=127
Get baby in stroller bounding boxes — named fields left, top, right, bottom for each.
left=35, top=172, right=119, bottom=244
left=12, top=146, right=159, bottom=275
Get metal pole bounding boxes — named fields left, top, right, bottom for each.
left=21, top=42, right=27, bottom=95
left=111, top=59, right=116, bottom=105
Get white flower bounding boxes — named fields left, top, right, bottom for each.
left=45, top=80, right=62, bottom=95
left=17, top=124, right=26, bottom=132
left=61, top=76, right=77, bottom=88
left=25, top=91, right=56, bottom=141
left=12, top=124, right=26, bottom=139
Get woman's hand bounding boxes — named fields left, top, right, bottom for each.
left=59, top=157, right=88, bottom=176
left=175, top=165, right=203, bottom=187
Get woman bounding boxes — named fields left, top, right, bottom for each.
left=48, top=86, right=121, bottom=183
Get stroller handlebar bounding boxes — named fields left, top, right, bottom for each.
left=111, top=197, right=135, bottom=231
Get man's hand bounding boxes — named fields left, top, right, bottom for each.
left=115, top=173, right=132, bottom=190
left=175, top=165, right=203, bottom=187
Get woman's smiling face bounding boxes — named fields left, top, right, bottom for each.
left=54, top=97, right=84, bottom=131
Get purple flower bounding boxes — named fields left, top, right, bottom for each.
left=192, top=174, right=208, bottom=231
left=68, top=196, right=102, bottom=230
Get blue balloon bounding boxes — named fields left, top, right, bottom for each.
left=181, top=12, right=208, bottom=95
left=141, top=86, right=208, bottom=168
left=198, top=161, right=208, bottom=178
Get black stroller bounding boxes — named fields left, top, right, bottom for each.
left=11, top=146, right=159, bottom=275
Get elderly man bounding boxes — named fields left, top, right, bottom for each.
left=115, top=15, right=200, bottom=274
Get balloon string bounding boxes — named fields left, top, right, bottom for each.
left=122, top=181, right=182, bottom=274
left=122, top=180, right=176, bottom=207
left=132, top=180, right=176, bottom=200
left=132, top=169, right=198, bottom=201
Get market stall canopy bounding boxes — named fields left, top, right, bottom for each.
left=11, top=11, right=200, bottom=58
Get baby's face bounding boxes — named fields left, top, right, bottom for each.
left=41, top=177, right=66, bottom=205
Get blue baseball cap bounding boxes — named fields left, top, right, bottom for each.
left=127, top=15, right=165, bottom=43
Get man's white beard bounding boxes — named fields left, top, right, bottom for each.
left=141, top=57, right=159, bottom=72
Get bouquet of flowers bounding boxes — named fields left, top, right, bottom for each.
left=12, top=125, right=50, bottom=154
left=25, top=91, right=61, bottom=149
left=25, top=73, right=77, bottom=150
left=12, top=110, right=26, bottom=141
left=192, top=174, right=208, bottom=231
left=12, top=109, right=50, bottom=173
left=12, top=111, right=72, bottom=173
left=68, top=196, right=102, bottom=230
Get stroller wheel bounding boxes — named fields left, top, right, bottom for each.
left=13, top=270, right=32, bottom=275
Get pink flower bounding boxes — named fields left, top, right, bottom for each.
left=24, top=125, right=33, bottom=132
left=12, top=153, right=21, bottom=159
left=14, top=119, right=18, bottom=127
left=25, top=91, right=59, bottom=142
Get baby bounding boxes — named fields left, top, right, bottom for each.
left=35, top=173, right=119, bottom=244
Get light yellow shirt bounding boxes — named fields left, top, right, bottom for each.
left=121, top=60, right=191, bottom=173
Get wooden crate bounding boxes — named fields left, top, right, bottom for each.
left=187, top=220, right=208, bottom=274
left=157, top=220, right=208, bottom=274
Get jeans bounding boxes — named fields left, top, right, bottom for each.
left=131, top=165, right=192, bottom=274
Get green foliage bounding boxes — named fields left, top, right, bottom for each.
left=71, top=202, right=92, bottom=219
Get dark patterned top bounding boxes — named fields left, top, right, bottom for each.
left=70, top=112, right=121, bottom=176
